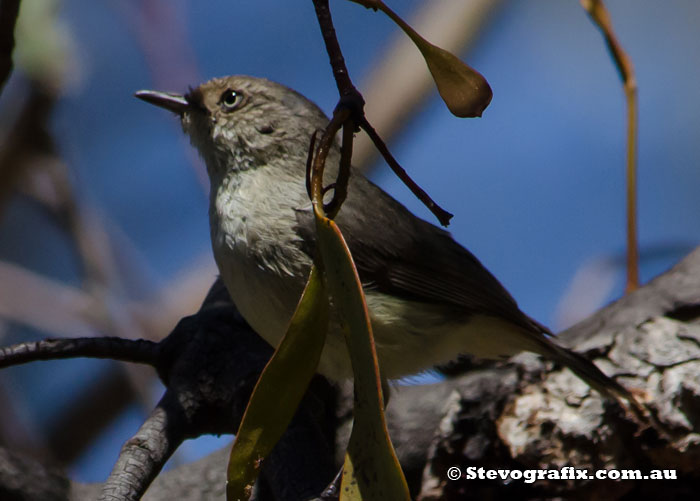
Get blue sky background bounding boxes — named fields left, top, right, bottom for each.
left=1, top=0, right=699, bottom=484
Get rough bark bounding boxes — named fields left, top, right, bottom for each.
left=1, top=247, right=699, bottom=500
left=416, top=245, right=700, bottom=500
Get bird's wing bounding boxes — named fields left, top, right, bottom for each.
left=293, top=173, right=539, bottom=333
left=294, top=174, right=652, bottom=419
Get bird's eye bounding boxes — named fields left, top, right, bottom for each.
left=220, top=89, right=241, bottom=111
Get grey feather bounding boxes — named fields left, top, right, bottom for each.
left=294, top=172, right=646, bottom=420
left=294, top=171, right=537, bottom=331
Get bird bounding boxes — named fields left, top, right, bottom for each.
left=135, top=75, right=644, bottom=417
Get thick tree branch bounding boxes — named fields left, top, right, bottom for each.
left=99, top=392, right=186, bottom=501
left=417, top=247, right=700, bottom=500
left=3, top=247, right=700, bottom=500
left=93, top=278, right=336, bottom=500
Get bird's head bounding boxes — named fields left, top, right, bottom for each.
left=136, top=75, right=330, bottom=178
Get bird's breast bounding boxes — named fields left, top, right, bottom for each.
left=208, top=172, right=312, bottom=347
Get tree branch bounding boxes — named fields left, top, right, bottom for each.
left=99, top=391, right=187, bottom=501
left=310, top=0, right=452, bottom=226
left=311, top=0, right=356, bottom=97
left=0, top=337, right=159, bottom=369
left=3, top=247, right=700, bottom=499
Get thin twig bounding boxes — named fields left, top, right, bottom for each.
left=311, top=0, right=452, bottom=226
left=311, top=0, right=361, bottom=222
left=624, top=85, right=638, bottom=292
left=312, top=0, right=356, bottom=97
left=359, top=117, right=453, bottom=225
left=581, top=0, right=638, bottom=292
left=0, top=337, right=160, bottom=369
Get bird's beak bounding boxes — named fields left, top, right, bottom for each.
left=134, top=90, right=189, bottom=115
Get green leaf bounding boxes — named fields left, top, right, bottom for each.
left=314, top=207, right=410, bottom=501
left=226, top=265, right=329, bottom=501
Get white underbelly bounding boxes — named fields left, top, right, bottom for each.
left=215, top=241, right=530, bottom=381
left=210, top=201, right=528, bottom=380
left=214, top=245, right=303, bottom=344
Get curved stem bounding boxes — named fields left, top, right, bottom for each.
left=310, top=108, right=351, bottom=212
left=0, top=337, right=160, bottom=369
left=323, top=118, right=355, bottom=218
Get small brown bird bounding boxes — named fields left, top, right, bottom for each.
left=136, top=75, right=643, bottom=417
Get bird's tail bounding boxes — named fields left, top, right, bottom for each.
left=530, top=334, right=648, bottom=423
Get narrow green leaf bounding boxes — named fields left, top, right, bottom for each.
left=314, top=207, right=410, bottom=501
left=226, top=265, right=329, bottom=501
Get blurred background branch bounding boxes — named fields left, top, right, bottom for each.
left=0, top=0, right=21, bottom=93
